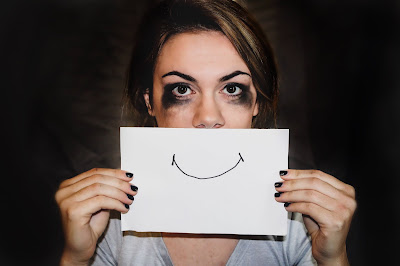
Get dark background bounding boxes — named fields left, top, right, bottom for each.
left=1, top=0, right=399, bottom=265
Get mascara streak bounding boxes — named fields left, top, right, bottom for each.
left=225, top=83, right=253, bottom=108
left=162, top=83, right=191, bottom=109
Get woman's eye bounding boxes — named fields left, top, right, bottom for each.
left=222, top=85, right=242, bottom=96
left=172, top=85, right=192, bottom=96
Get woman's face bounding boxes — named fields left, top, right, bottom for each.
left=145, top=31, right=258, bottom=128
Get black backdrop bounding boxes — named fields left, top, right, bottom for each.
left=1, top=0, right=399, bottom=265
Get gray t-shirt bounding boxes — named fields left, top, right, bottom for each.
left=90, top=211, right=316, bottom=265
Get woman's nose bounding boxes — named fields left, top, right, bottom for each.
left=192, top=96, right=225, bottom=128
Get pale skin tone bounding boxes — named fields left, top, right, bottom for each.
left=56, top=31, right=356, bottom=266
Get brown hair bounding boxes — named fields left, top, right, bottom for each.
left=125, top=0, right=278, bottom=128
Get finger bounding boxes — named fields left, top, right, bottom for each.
left=280, top=169, right=355, bottom=197
left=275, top=189, right=339, bottom=212
left=59, top=168, right=133, bottom=189
left=277, top=189, right=357, bottom=228
left=65, top=196, right=130, bottom=221
left=275, top=177, right=343, bottom=200
left=57, top=174, right=138, bottom=203
left=275, top=178, right=356, bottom=211
left=67, top=183, right=135, bottom=206
left=284, top=202, right=350, bottom=236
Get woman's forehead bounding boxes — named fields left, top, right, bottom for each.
left=155, top=31, right=250, bottom=79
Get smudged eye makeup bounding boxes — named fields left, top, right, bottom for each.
left=161, top=81, right=253, bottom=109
left=222, top=83, right=253, bottom=107
left=162, top=83, right=194, bottom=108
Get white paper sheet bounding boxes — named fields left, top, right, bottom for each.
left=120, top=127, right=288, bottom=236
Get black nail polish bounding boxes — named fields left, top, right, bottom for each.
left=274, top=182, right=283, bottom=187
left=126, top=172, right=133, bottom=178
left=279, top=170, right=288, bottom=176
left=284, top=202, right=291, bottom=207
left=131, top=185, right=138, bottom=192
left=127, top=194, right=134, bottom=200
left=124, top=203, right=130, bottom=209
left=274, top=192, right=282, bottom=197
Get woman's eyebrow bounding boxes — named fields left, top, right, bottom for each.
left=161, top=70, right=250, bottom=82
left=220, top=70, right=251, bottom=82
left=162, top=71, right=196, bottom=82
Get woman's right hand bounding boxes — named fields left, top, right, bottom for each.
left=55, top=168, right=137, bottom=265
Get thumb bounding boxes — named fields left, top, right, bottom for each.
left=90, top=209, right=111, bottom=239
left=302, top=214, right=319, bottom=236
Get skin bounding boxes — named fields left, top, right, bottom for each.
left=55, top=168, right=136, bottom=266
left=56, top=31, right=356, bottom=266
left=145, top=31, right=258, bottom=128
left=276, top=170, right=356, bottom=266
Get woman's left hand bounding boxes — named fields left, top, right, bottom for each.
left=274, top=169, right=357, bottom=265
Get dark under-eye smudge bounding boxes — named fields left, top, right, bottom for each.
left=226, top=83, right=253, bottom=108
left=162, top=82, right=191, bottom=109
left=161, top=82, right=254, bottom=109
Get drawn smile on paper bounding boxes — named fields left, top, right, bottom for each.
left=171, top=153, right=244, bottom=180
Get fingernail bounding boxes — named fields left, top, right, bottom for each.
left=131, top=185, right=138, bottom=192
left=127, top=194, right=134, bottom=200
left=274, top=182, right=283, bottom=187
left=279, top=170, right=288, bottom=176
left=274, top=192, right=282, bottom=197
left=124, top=203, right=130, bottom=209
left=284, top=202, right=291, bottom=207
left=126, top=172, right=133, bottom=178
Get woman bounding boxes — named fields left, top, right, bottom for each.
left=55, top=0, right=357, bottom=265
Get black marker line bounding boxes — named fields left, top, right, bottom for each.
left=171, top=153, right=244, bottom=180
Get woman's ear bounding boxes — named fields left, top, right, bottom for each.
left=143, top=89, right=154, bottom=116
left=252, top=100, right=259, bottom=117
